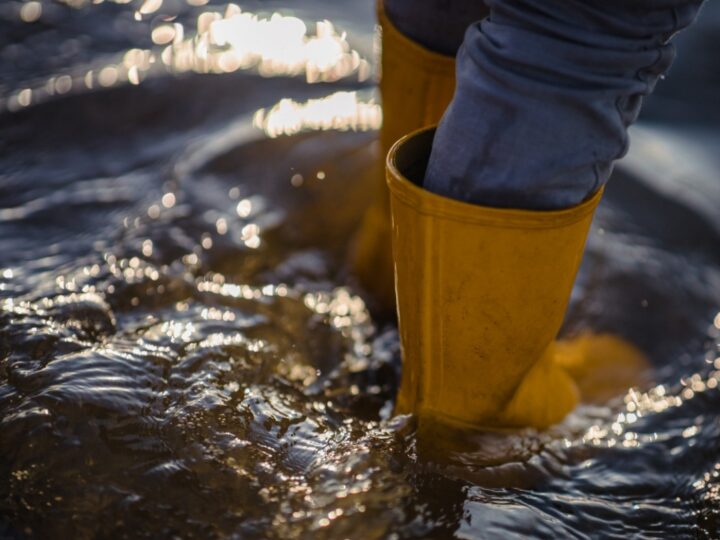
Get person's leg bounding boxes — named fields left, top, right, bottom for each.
left=389, top=0, right=704, bottom=429
left=384, top=0, right=488, bottom=56
left=351, top=1, right=488, bottom=310
left=424, top=0, right=704, bottom=209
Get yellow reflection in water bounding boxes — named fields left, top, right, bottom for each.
left=253, top=91, right=382, bottom=138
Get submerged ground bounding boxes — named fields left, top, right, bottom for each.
left=1, top=1, right=720, bottom=538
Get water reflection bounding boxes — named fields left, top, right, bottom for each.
left=167, top=6, right=371, bottom=82
left=2, top=2, right=372, bottom=113
left=253, top=91, right=382, bottom=138
left=19, top=2, right=42, bottom=23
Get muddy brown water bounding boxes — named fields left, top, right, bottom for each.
left=1, top=1, right=720, bottom=538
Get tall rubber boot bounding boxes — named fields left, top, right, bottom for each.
left=351, top=4, right=456, bottom=310
left=387, top=127, right=648, bottom=429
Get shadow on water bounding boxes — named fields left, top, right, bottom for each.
left=1, top=1, right=720, bottom=538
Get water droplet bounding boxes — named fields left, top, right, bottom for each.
left=20, top=2, right=42, bottom=23
left=236, top=199, right=252, bottom=218
left=161, top=192, right=176, bottom=208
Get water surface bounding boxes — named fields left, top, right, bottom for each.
left=1, top=1, right=720, bottom=538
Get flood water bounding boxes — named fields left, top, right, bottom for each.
left=1, top=1, right=720, bottom=538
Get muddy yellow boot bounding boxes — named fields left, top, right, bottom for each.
left=351, top=3, right=456, bottom=310
left=387, top=127, right=648, bottom=429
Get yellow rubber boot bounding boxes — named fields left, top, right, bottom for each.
left=554, top=333, right=651, bottom=404
left=387, top=127, right=649, bottom=429
left=351, top=4, right=457, bottom=310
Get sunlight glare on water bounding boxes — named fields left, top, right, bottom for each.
left=253, top=91, right=382, bottom=138
left=2, top=1, right=372, bottom=114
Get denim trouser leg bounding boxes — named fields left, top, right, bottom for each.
left=422, top=0, right=704, bottom=209
left=383, top=0, right=488, bottom=56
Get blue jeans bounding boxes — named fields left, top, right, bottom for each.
left=385, top=0, right=704, bottom=209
